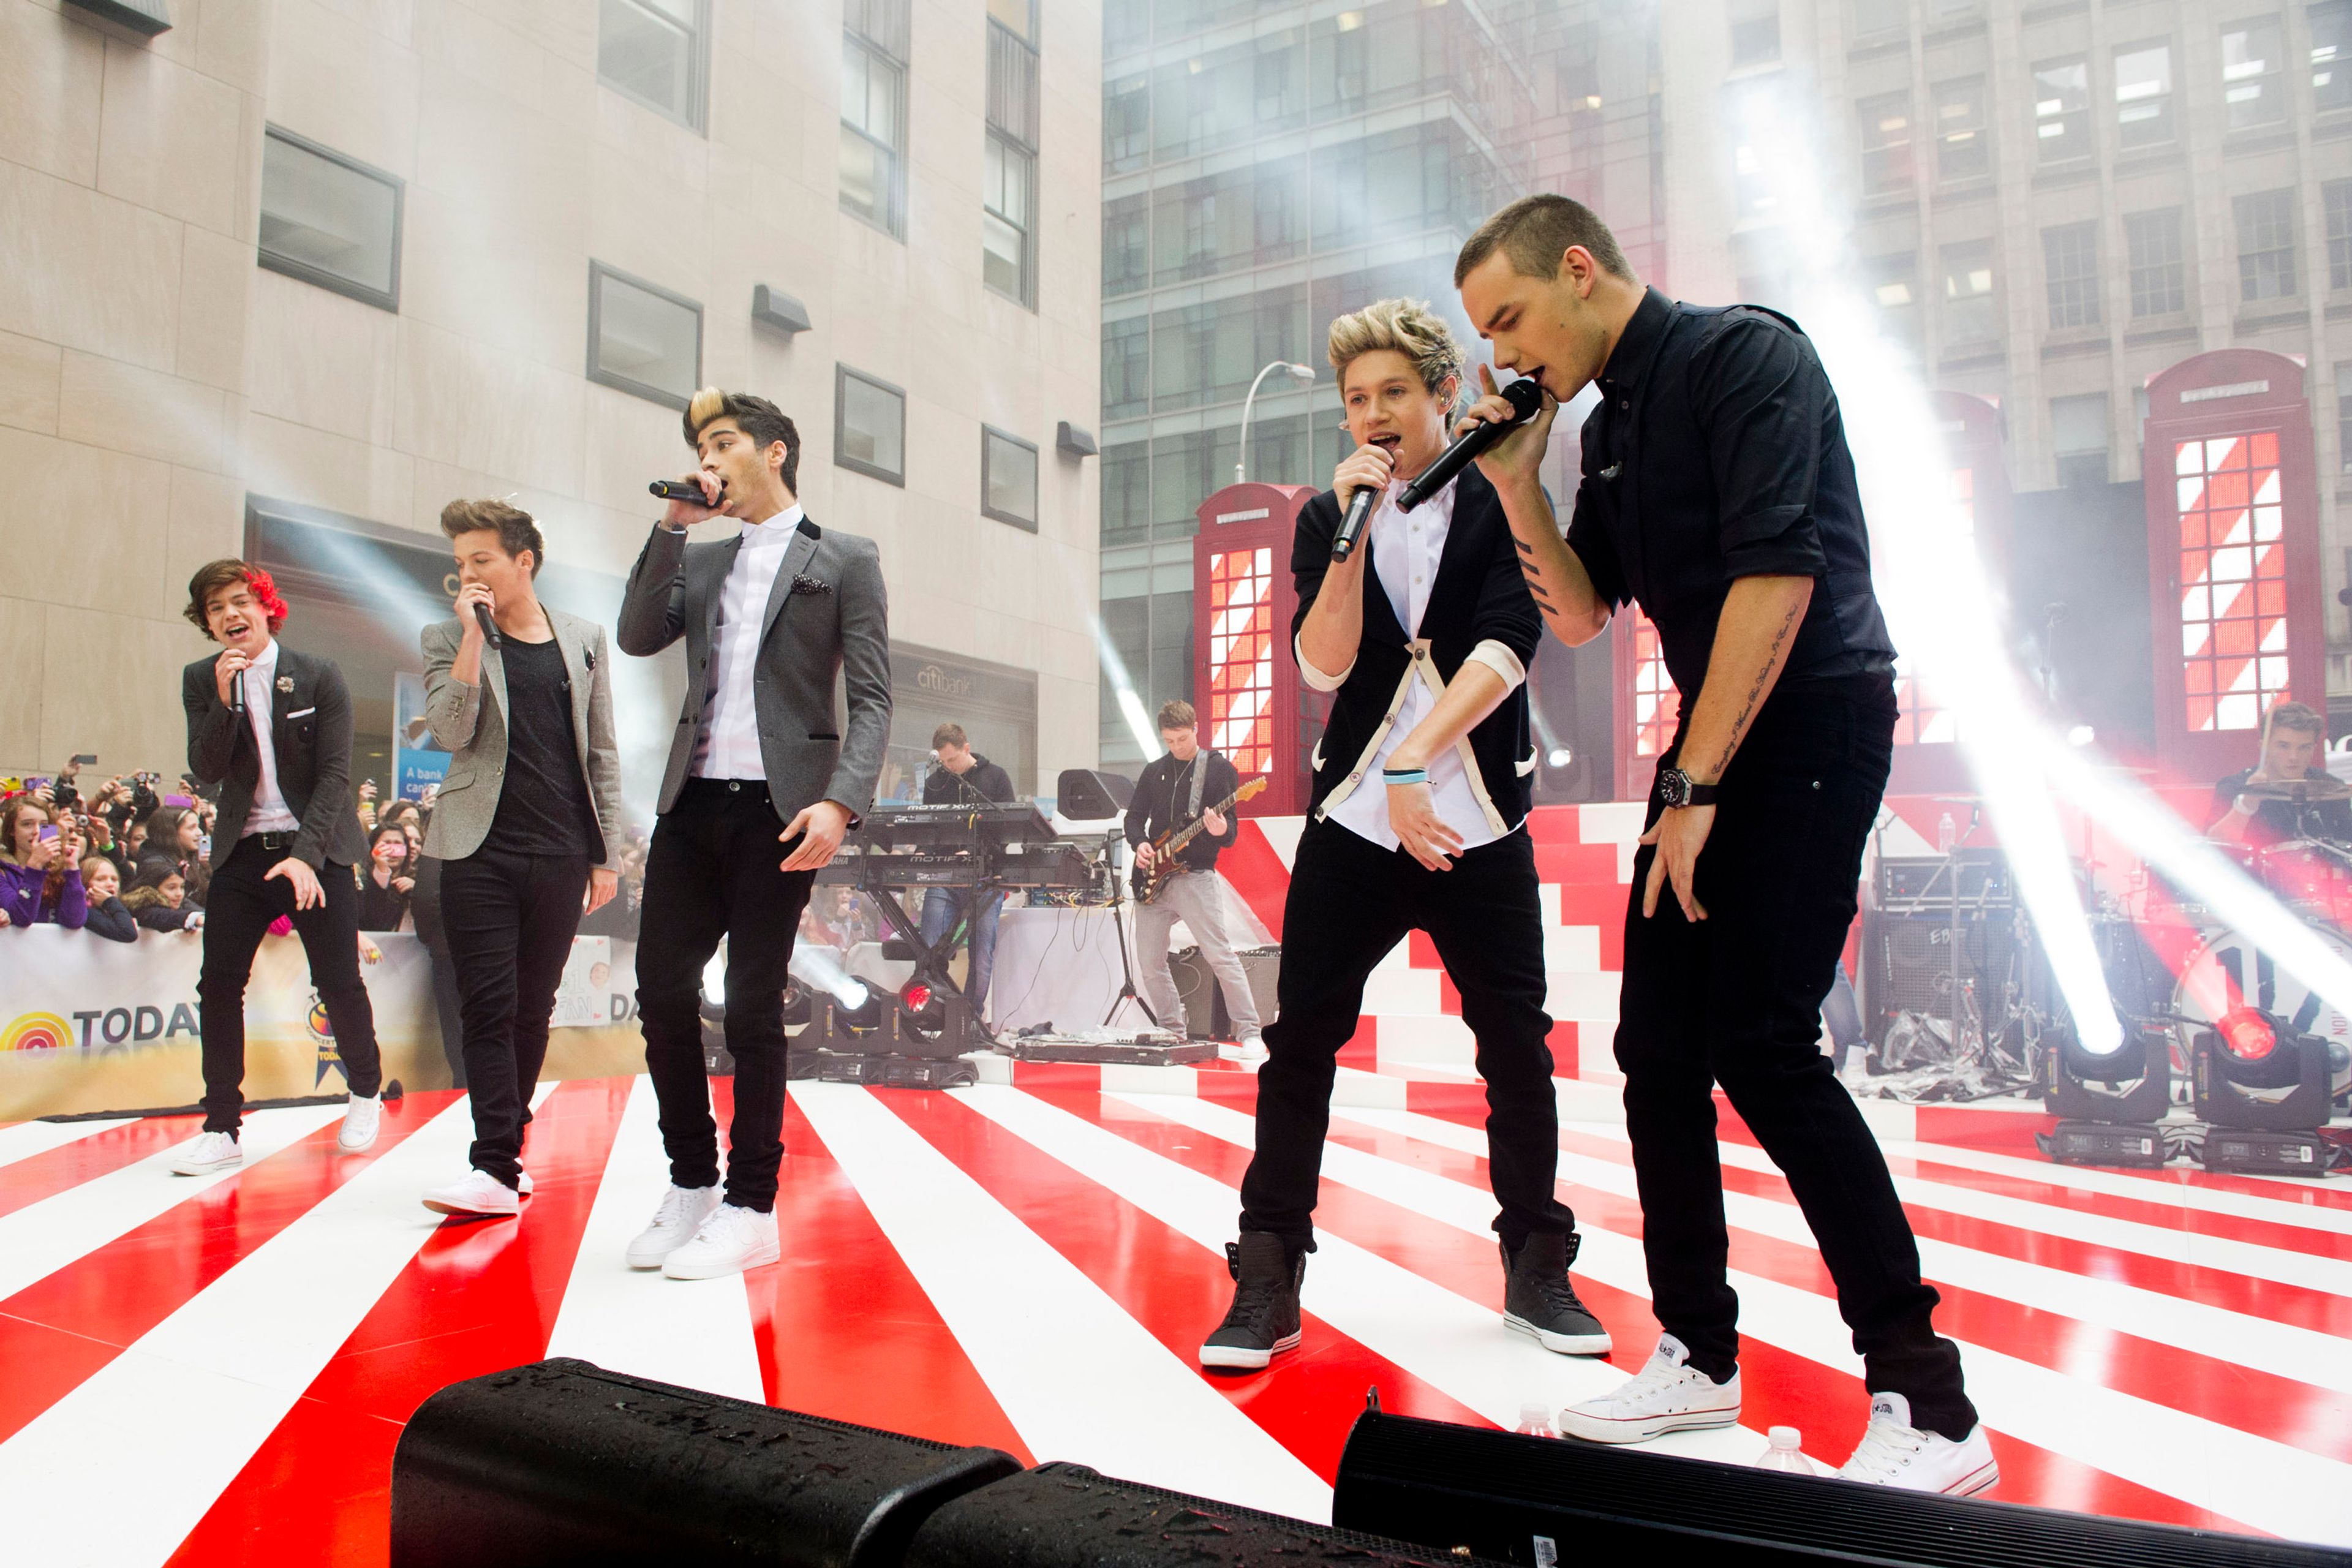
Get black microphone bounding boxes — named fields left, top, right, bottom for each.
left=649, top=478, right=722, bottom=505
left=475, top=601, right=502, bottom=649
left=1331, top=485, right=1378, bottom=563
left=226, top=659, right=243, bottom=716
left=1395, top=377, right=1544, bottom=513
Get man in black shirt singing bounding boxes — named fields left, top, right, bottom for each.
left=415, top=499, right=624, bottom=1218
left=920, top=723, right=1015, bottom=1022
left=1452, top=195, right=1992, bottom=1495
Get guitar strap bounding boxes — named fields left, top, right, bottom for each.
left=1185, top=751, right=1212, bottom=822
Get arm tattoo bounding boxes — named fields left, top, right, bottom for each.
left=1709, top=592, right=1804, bottom=778
left=1518, top=565, right=1554, bottom=603
left=1512, top=537, right=1534, bottom=556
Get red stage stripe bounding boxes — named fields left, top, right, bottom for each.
left=161, top=1078, right=630, bottom=1567
left=1219, top=822, right=1293, bottom=940
left=0, top=1091, right=459, bottom=1448
left=0, top=1112, right=205, bottom=1223
left=886, top=1087, right=1487, bottom=1482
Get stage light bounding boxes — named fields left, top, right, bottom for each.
left=2045, top=1016, right=2170, bottom=1167
left=2067, top=725, right=2095, bottom=746
left=2191, top=1009, right=2332, bottom=1173
left=1547, top=747, right=1573, bottom=767
left=899, top=976, right=948, bottom=1038
left=781, top=981, right=812, bottom=1029
left=700, top=952, right=726, bottom=1006
left=2214, top=1006, right=2278, bottom=1066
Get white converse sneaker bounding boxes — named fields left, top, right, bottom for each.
left=1555, top=1333, right=1742, bottom=1444
left=1837, top=1392, right=1999, bottom=1496
left=337, top=1093, right=382, bottom=1153
left=625, top=1183, right=722, bottom=1269
left=1238, top=1033, right=1269, bottom=1063
left=170, top=1130, right=243, bottom=1177
left=662, top=1202, right=781, bottom=1280
left=423, top=1168, right=521, bottom=1218
left=518, top=1169, right=533, bottom=1197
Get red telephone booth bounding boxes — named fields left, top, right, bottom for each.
left=2142, top=350, right=2324, bottom=783
left=1191, top=482, right=1319, bottom=818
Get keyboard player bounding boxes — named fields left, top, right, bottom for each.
left=919, top=723, right=1015, bottom=1022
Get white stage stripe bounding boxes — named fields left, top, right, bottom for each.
left=1591, top=1121, right=2352, bottom=1295
left=1882, top=1137, right=2352, bottom=1240
left=545, top=1076, right=763, bottom=1403
left=0, top=1115, right=132, bottom=1175
left=964, top=1087, right=1776, bottom=1469
left=1133, top=1094, right=2352, bottom=1547
left=0, top=1103, right=345, bottom=1305
left=1340, top=1106, right=2352, bottom=1397
left=793, top=1082, right=1333, bottom=1521
left=0, top=1095, right=482, bottom=1568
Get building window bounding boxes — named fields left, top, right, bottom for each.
left=2316, top=0, right=2352, bottom=111
left=257, top=126, right=403, bottom=312
left=1940, top=241, right=1996, bottom=345
left=2235, top=189, right=2299, bottom=302
left=2052, top=393, right=2108, bottom=488
left=981, top=428, right=1039, bottom=532
left=1730, top=0, right=1779, bottom=67
left=1932, top=78, right=1988, bottom=183
left=1851, top=0, right=1906, bottom=38
left=586, top=263, right=701, bottom=410
left=1102, top=316, right=1149, bottom=420
left=2338, top=364, right=2352, bottom=470
left=1104, top=194, right=1149, bottom=296
left=2114, top=40, right=2174, bottom=149
left=598, top=0, right=707, bottom=133
left=1106, top=72, right=1150, bottom=172
left=2032, top=56, right=2091, bottom=164
left=835, top=366, right=905, bottom=486
left=2125, top=207, right=2187, bottom=315
left=2176, top=431, right=2289, bottom=734
left=1858, top=91, right=1915, bottom=194
left=842, top=0, right=910, bottom=236
left=984, top=17, right=1041, bottom=307
left=1868, top=252, right=1921, bottom=356
left=2328, top=180, right=2352, bottom=290
left=2043, top=222, right=2101, bottom=329
left=2222, top=17, right=2286, bottom=130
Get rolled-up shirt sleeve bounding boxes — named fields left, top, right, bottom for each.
left=1295, top=631, right=1352, bottom=692
left=1463, top=638, right=1526, bottom=692
left=1692, top=314, right=1831, bottom=581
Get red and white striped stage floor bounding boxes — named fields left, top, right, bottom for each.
left=2, top=1062, right=2349, bottom=1564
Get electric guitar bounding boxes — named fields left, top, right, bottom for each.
left=1131, top=777, right=1267, bottom=903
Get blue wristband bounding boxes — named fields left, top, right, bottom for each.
left=1382, top=767, right=1428, bottom=786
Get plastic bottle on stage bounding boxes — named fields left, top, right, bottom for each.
left=1937, top=812, right=1956, bottom=854
left=1514, top=1402, right=1558, bottom=1438
left=1754, top=1426, right=1815, bottom=1474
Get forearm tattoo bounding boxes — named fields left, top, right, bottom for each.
left=1710, top=591, right=1804, bottom=778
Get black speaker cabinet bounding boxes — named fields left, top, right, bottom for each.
left=1864, top=908, right=2022, bottom=1046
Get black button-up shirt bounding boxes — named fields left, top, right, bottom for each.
left=1564, top=287, right=1898, bottom=699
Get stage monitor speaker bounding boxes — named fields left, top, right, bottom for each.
left=1055, top=767, right=1133, bottom=821
left=1332, top=1408, right=2347, bottom=1567
left=1863, top=908, right=2022, bottom=1046
left=390, top=1360, right=1021, bottom=1568
left=903, top=1461, right=1502, bottom=1568
left=1168, top=944, right=1282, bottom=1039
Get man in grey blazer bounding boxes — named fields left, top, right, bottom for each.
left=412, top=499, right=625, bottom=1219
left=617, top=387, right=891, bottom=1280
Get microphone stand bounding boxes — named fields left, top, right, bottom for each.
left=1101, top=839, right=1163, bottom=1033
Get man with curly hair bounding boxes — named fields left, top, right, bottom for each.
left=167, top=560, right=384, bottom=1175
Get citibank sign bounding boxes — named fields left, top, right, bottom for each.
left=915, top=664, right=974, bottom=699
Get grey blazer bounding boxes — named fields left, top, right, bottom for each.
left=417, top=607, right=625, bottom=868
left=617, top=515, right=891, bottom=826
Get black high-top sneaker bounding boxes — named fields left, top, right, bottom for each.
left=1199, top=1232, right=1304, bottom=1369
left=1502, top=1231, right=1612, bottom=1354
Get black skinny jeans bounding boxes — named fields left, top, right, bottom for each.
left=197, top=835, right=382, bottom=1133
left=1241, top=820, right=1576, bottom=1251
left=1617, top=677, right=1977, bottom=1439
left=635, top=780, right=816, bottom=1214
left=440, top=846, right=590, bottom=1188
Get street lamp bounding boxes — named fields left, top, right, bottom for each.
left=1235, top=361, right=1317, bottom=484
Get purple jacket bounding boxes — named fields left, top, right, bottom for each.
left=0, top=859, right=89, bottom=930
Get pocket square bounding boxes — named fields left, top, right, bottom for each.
left=286, top=706, right=317, bottom=719
left=790, top=575, right=832, bottom=596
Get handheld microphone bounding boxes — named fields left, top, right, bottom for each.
left=1330, top=485, right=1379, bottom=563
left=474, top=601, right=502, bottom=649
left=1395, top=377, right=1544, bottom=513
left=649, top=478, right=722, bottom=505
left=226, top=660, right=243, bottom=716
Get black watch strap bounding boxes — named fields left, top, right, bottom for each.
left=1685, top=779, right=1719, bottom=807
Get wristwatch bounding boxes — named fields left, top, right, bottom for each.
left=1656, top=767, right=1719, bottom=809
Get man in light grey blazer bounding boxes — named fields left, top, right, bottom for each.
left=616, top=387, right=891, bottom=1280
left=413, top=499, right=625, bottom=1220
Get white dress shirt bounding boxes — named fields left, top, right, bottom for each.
left=239, top=639, right=301, bottom=835
left=1297, top=475, right=1526, bottom=853
left=693, top=505, right=805, bottom=780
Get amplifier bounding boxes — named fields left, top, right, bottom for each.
left=1877, top=851, right=2012, bottom=910
left=1169, top=944, right=1281, bottom=1039
left=1864, top=908, right=2023, bottom=1044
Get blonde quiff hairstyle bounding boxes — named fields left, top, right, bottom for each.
left=1325, top=298, right=1466, bottom=409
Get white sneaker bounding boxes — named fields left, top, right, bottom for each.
left=423, top=1169, right=521, bottom=1218
left=662, top=1202, right=780, bottom=1280
left=518, top=1169, right=533, bottom=1197
left=625, top=1183, right=722, bottom=1269
left=337, top=1093, right=382, bottom=1153
left=170, top=1130, right=242, bottom=1177
left=1837, top=1392, right=1999, bottom=1496
left=1555, top=1333, right=1742, bottom=1444
left=1238, top=1033, right=1269, bottom=1062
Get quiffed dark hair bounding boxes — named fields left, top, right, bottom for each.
left=932, top=723, right=969, bottom=750
left=685, top=387, right=801, bottom=494
left=2267, top=700, right=2326, bottom=738
left=440, top=498, right=546, bottom=576
left=1156, top=699, right=1197, bottom=731
left=1454, top=194, right=1632, bottom=287
left=183, top=560, right=289, bottom=639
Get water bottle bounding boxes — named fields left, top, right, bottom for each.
left=1513, top=1401, right=1556, bottom=1438
left=1936, top=812, right=1956, bottom=854
left=1754, top=1425, right=1814, bottom=1474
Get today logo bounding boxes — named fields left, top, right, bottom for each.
left=2, top=1005, right=201, bottom=1052
left=1, top=1012, right=73, bottom=1053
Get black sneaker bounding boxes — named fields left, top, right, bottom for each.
left=1502, top=1231, right=1612, bottom=1355
left=1200, top=1232, right=1304, bottom=1369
